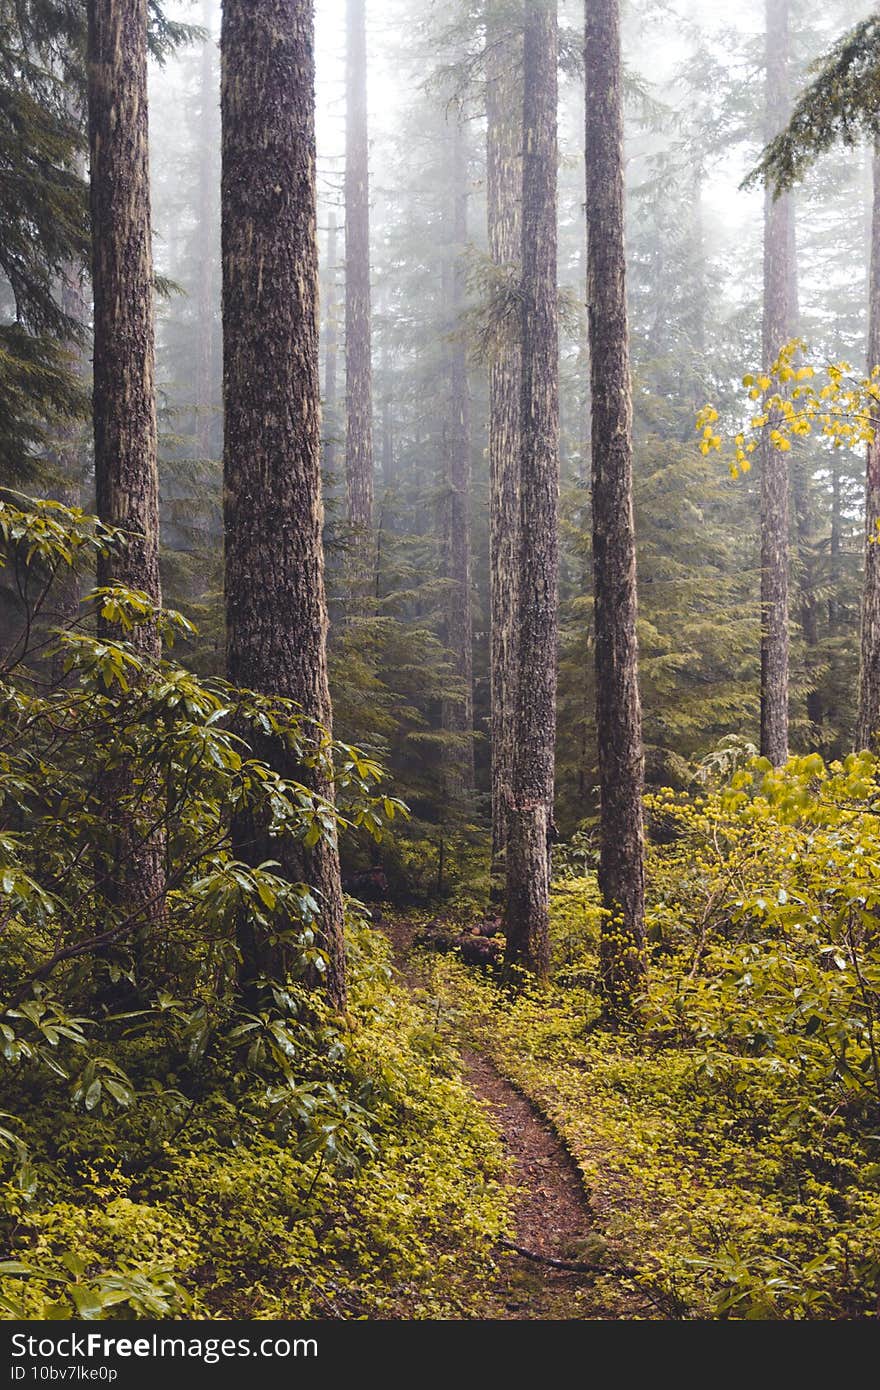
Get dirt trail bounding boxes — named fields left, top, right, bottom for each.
left=383, top=916, right=620, bottom=1320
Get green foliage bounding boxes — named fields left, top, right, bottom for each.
left=0, top=923, right=511, bottom=1319
left=326, top=514, right=487, bottom=902
left=556, top=427, right=760, bottom=826
left=0, top=331, right=87, bottom=481
left=0, top=498, right=406, bottom=996
left=0, top=0, right=200, bottom=484
left=146, top=3, right=204, bottom=64
left=0, top=1203, right=198, bottom=1319
left=750, top=14, right=880, bottom=194
left=0, top=495, right=509, bottom=1320
left=0, top=0, right=88, bottom=480
left=423, top=752, right=880, bottom=1318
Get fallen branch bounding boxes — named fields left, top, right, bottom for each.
left=499, top=1237, right=637, bottom=1277
left=499, top=1239, right=688, bottom=1318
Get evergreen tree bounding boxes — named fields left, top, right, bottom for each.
left=88, top=0, right=161, bottom=661
left=750, top=8, right=880, bottom=753
left=324, top=207, right=341, bottom=487
left=505, top=0, right=558, bottom=978
left=486, top=0, right=522, bottom=901
left=753, top=13, right=880, bottom=187
left=222, top=0, right=346, bottom=1006
left=148, top=5, right=222, bottom=653
left=46, top=230, right=87, bottom=672
left=858, top=141, right=880, bottom=753
left=760, top=0, right=795, bottom=767
left=440, top=103, right=475, bottom=795
left=192, top=0, right=218, bottom=460
left=586, top=0, right=646, bottom=1004
left=345, top=0, right=374, bottom=540
left=87, top=0, right=166, bottom=955
left=0, top=0, right=87, bottom=483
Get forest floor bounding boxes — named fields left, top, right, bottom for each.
left=382, top=915, right=639, bottom=1320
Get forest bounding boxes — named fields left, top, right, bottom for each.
left=1, top=0, right=880, bottom=1330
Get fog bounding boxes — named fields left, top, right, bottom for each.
left=149, top=0, right=875, bottom=377
left=141, top=0, right=877, bottom=781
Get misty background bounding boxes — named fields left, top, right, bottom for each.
left=144, top=0, right=873, bottom=889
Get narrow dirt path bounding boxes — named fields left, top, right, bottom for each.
left=383, top=916, right=619, bottom=1319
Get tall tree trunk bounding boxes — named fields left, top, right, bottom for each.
left=49, top=100, right=88, bottom=650
left=87, top=0, right=165, bottom=950
left=222, top=0, right=346, bottom=1008
left=576, top=238, right=592, bottom=802
left=486, top=2, right=522, bottom=902
left=829, top=460, right=841, bottom=629
left=586, top=0, right=647, bottom=1007
left=49, top=259, right=86, bottom=678
left=792, top=457, right=823, bottom=743
left=784, top=173, right=823, bottom=745
left=504, top=0, right=558, bottom=978
left=691, top=182, right=707, bottom=361
left=88, top=0, right=161, bottom=660
left=857, top=140, right=880, bottom=753
left=344, top=0, right=373, bottom=537
left=441, top=108, right=475, bottom=795
left=760, top=0, right=793, bottom=766
left=381, top=385, right=394, bottom=489
left=324, top=208, right=340, bottom=485
left=194, top=0, right=217, bottom=458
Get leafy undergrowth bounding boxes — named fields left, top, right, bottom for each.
left=0, top=500, right=511, bottom=1322
left=0, top=925, right=512, bottom=1319
left=421, top=753, right=880, bottom=1320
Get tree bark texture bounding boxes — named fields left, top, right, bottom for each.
left=504, top=0, right=558, bottom=979
left=785, top=231, right=823, bottom=742
left=792, top=457, right=823, bottom=741
left=486, top=2, right=522, bottom=901
left=222, top=0, right=346, bottom=1007
left=195, top=0, right=218, bottom=458
left=585, top=0, right=647, bottom=1005
left=323, top=208, right=340, bottom=485
left=49, top=260, right=86, bottom=678
left=857, top=140, right=880, bottom=753
left=344, top=0, right=373, bottom=536
left=87, top=0, right=161, bottom=659
left=760, top=0, right=793, bottom=767
left=829, top=461, right=841, bottom=629
left=381, top=384, right=394, bottom=488
left=440, top=108, right=475, bottom=795
left=87, top=0, right=165, bottom=957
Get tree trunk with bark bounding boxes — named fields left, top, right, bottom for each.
left=222, top=0, right=346, bottom=1008
left=792, top=457, right=823, bottom=743
left=760, top=0, right=793, bottom=767
left=345, top=0, right=373, bottom=538
left=504, top=0, right=558, bottom=979
left=88, top=0, right=161, bottom=660
left=381, top=385, right=394, bottom=489
left=194, top=0, right=218, bottom=458
left=857, top=140, right=880, bottom=753
left=585, top=0, right=647, bottom=1006
left=324, top=208, right=340, bottom=485
left=87, top=0, right=165, bottom=951
left=780, top=150, right=822, bottom=746
left=829, top=461, right=841, bottom=630
left=486, top=1, right=522, bottom=903
left=440, top=108, right=475, bottom=795
left=49, top=260, right=86, bottom=679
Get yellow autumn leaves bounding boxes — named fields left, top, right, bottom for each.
left=696, top=339, right=880, bottom=479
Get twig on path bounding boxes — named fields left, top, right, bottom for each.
left=499, top=1237, right=637, bottom=1277
left=499, top=1239, right=687, bottom=1318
